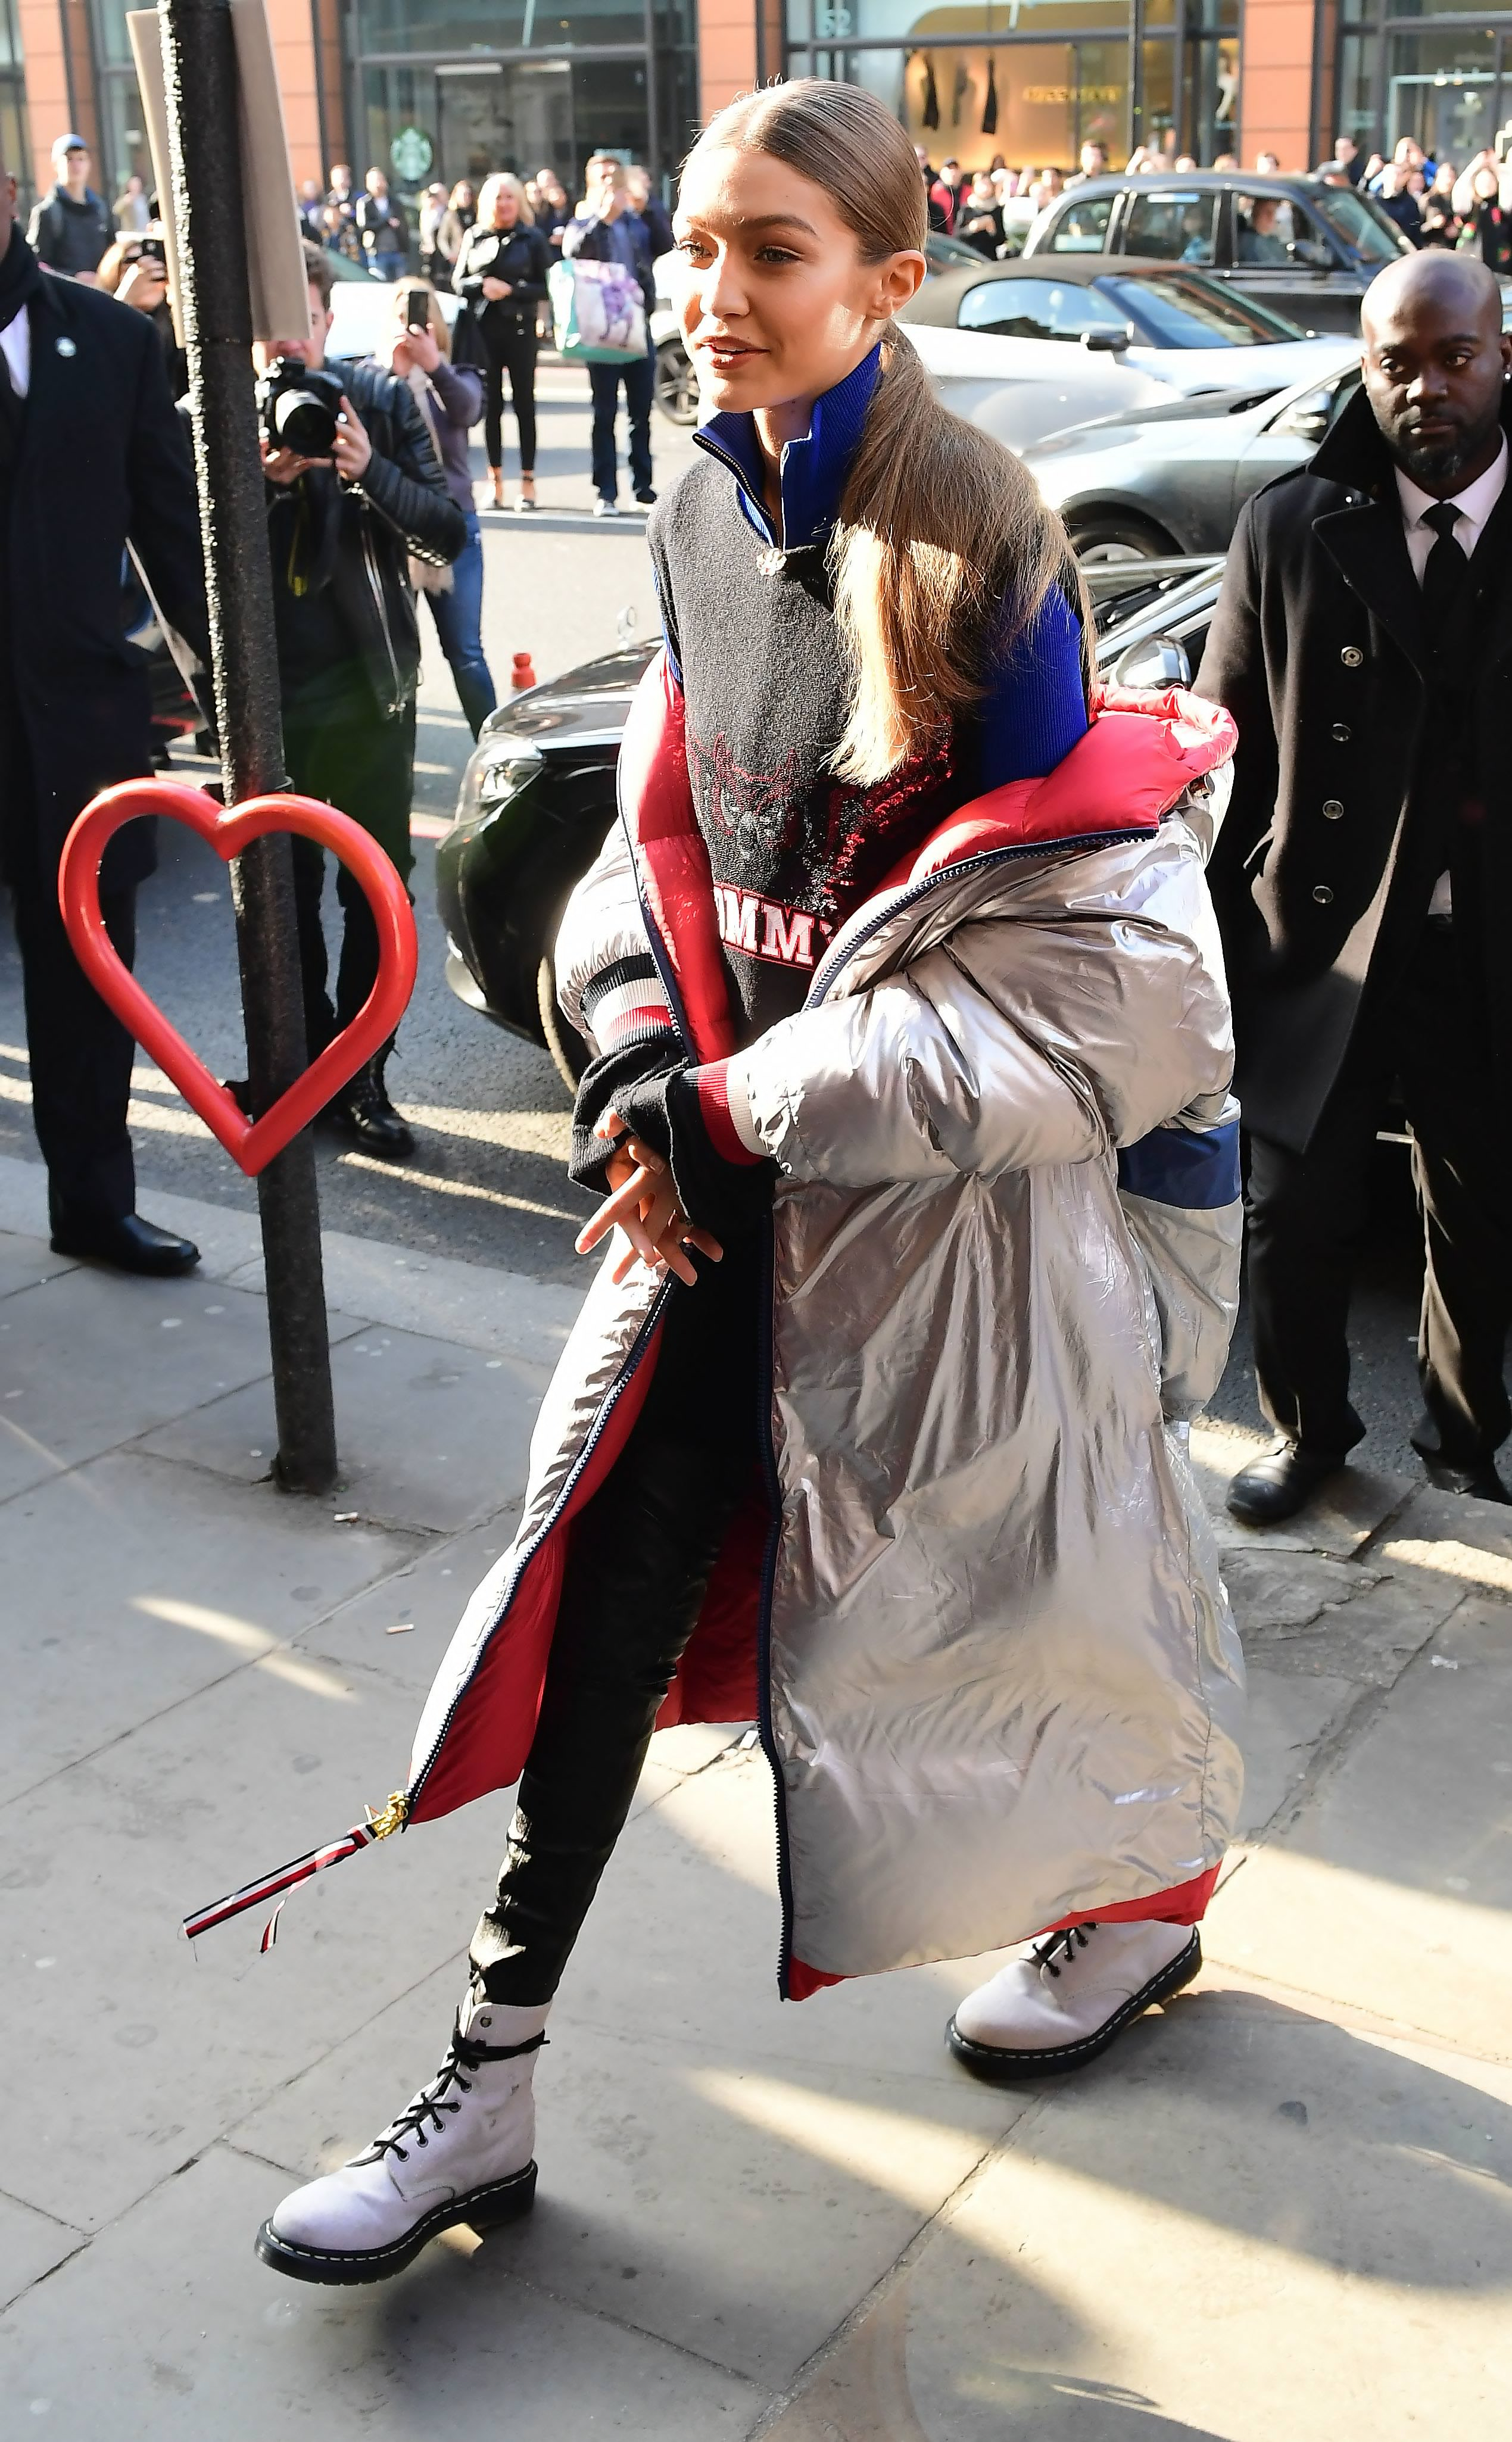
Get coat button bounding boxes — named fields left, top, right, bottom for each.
left=1321, top=799, right=1344, bottom=820
left=1341, top=646, right=1364, bottom=668
left=1332, top=723, right=1351, bottom=743
left=1312, top=883, right=1335, bottom=905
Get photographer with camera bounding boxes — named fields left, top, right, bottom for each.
left=254, top=240, right=464, bottom=1156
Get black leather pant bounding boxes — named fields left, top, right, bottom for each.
left=470, top=1245, right=763, bottom=2004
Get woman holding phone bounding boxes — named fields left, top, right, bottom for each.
left=451, top=172, right=550, bottom=511
left=381, top=278, right=496, bottom=736
left=258, top=80, right=1244, bottom=2290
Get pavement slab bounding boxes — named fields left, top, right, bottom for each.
left=1, top=1449, right=415, bottom=1800
left=0, top=1649, right=515, bottom=2232
left=760, top=1982, right=1512, bottom=2442
left=0, top=2191, right=83, bottom=2315
left=137, top=1321, right=547, bottom=1535
left=0, top=1236, right=74, bottom=1299
left=0, top=1270, right=315, bottom=1504
left=1223, top=1548, right=1464, bottom=1684
left=1233, top=1664, right=1357, bottom=1836
left=0, top=2145, right=763, bottom=2441
left=1206, top=1596, right=1512, bottom=2057
left=295, top=1505, right=526, bottom=1699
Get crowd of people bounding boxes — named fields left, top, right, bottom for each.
left=915, top=124, right=1512, bottom=265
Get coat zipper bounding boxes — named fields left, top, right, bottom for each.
left=803, top=825, right=1155, bottom=1011
left=360, top=513, right=406, bottom=718
left=405, top=1282, right=674, bottom=1813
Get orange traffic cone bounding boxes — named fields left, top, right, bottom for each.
left=510, top=651, right=537, bottom=691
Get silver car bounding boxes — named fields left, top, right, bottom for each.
left=1022, top=356, right=1360, bottom=562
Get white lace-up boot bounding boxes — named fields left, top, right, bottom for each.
left=256, top=1988, right=548, bottom=2284
left=947, top=1919, right=1201, bottom=2082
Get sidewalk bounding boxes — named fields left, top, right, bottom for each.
left=1, top=1147, right=1508, bottom=2439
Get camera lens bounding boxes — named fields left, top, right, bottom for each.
left=272, top=389, right=338, bottom=457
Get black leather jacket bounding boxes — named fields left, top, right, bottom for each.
left=451, top=221, right=550, bottom=330
left=269, top=355, right=466, bottom=717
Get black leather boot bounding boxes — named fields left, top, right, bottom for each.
left=326, top=1042, right=414, bottom=1160
left=1225, top=1441, right=1348, bottom=1526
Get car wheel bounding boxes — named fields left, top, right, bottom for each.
left=653, top=336, right=699, bottom=426
left=1066, top=514, right=1177, bottom=566
left=538, top=952, right=590, bottom=1094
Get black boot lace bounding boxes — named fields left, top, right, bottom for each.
left=1030, top=1923, right=1096, bottom=1980
left=353, top=2017, right=547, bottom=2164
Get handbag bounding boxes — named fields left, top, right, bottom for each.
left=548, top=257, right=646, bottom=363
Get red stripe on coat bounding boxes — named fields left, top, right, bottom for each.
left=785, top=1863, right=1223, bottom=2001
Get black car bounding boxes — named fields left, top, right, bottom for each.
left=435, top=562, right=1225, bottom=1089
left=1022, top=170, right=1416, bottom=335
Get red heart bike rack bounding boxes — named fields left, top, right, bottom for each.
left=58, top=779, right=419, bottom=1178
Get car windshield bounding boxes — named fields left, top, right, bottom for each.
left=1104, top=272, right=1306, bottom=347
left=1311, top=185, right=1414, bottom=264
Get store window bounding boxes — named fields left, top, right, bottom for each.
left=90, top=0, right=152, bottom=202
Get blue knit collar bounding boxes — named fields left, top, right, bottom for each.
left=692, top=342, right=881, bottom=553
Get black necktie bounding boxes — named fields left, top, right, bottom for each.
left=1420, top=498, right=1469, bottom=627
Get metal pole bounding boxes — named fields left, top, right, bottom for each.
left=160, top=0, right=339, bottom=1494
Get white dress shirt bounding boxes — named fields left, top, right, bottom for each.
left=0, top=305, right=31, bottom=400
left=1393, top=432, right=1508, bottom=914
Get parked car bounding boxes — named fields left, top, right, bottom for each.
left=435, top=560, right=1227, bottom=1087
left=1022, top=170, right=1417, bottom=335
left=649, top=229, right=989, bottom=426
left=1022, top=354, right=1360, bottom=562
left=900, top=258, right=1350, bottom=445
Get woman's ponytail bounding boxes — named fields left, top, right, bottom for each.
left=691, top=80, right=1087, bottom=786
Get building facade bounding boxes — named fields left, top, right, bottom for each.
left=4, top=0, right=1508, bottom=220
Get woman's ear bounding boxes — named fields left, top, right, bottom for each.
left=871, top=249, right=928, bottom=320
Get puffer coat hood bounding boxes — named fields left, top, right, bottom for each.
left=403, top=659, right=1246, bottom=1995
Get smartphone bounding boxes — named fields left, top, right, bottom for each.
left=402, top=288, right=430, bottom=331
left=138, top=233, right=167, bottom=265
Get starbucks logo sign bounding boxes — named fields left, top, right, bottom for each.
left=391, top=126, right=434, bottom=181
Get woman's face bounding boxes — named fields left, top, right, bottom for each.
left=674, top=145, right=924, bottom=421
left=491, top=185, right=519, bottom=229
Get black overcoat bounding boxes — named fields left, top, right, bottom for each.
left=4, top=270, right=207, bottom=893
left=1195, top=383, right=1512, bottom=1152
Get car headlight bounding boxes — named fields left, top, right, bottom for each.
left=456, top=742, right=544, bottom=827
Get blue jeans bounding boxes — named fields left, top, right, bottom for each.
left=425, top=514, right=497, bottom=738
left=588, top=347, right=654, bottom=503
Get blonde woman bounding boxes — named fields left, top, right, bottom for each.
left=258, top=80, right=1244, bottom=2287
left=377, top=279, right=496, bottom=735
left=451, top=171, right=549, bottom=510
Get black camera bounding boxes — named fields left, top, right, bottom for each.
left=257, top=358, right=346, bottom=459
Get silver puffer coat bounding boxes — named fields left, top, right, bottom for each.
left=405, top=665, right=1246, bottom=1996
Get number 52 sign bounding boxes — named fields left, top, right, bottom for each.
left=815, top=5, right=853, bottom=33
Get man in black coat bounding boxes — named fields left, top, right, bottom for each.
left=1197, top=249, right=1512, bottom=1520
left=0, top=141, right=208, bottom=1274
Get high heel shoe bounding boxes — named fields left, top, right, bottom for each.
left=515, top=472, right=537, bottom=513
left=490, top=467, right=506, bottom=511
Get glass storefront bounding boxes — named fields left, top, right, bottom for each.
left=785, top=0, right=1237, bottom=174
left=354, top=0, right=700, bottom=208
left=1338, top=5, right=1512, bottom=164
